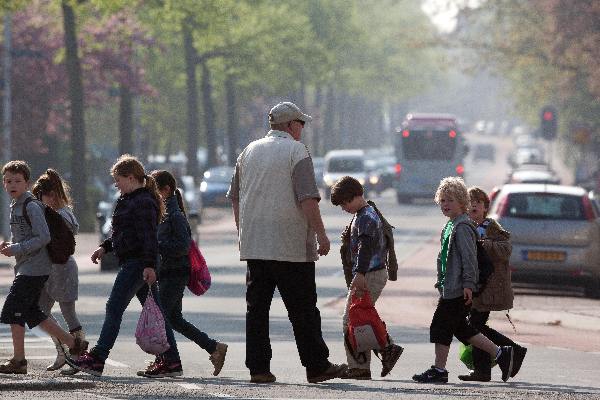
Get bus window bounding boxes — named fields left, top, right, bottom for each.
left=401, top=129, right=457, bottom=160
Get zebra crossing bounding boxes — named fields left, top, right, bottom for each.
left=0, top=325, right=55, bottom=358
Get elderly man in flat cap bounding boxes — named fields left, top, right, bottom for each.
left=227, top=102, right=345, bottom=384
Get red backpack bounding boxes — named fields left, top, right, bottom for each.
left=347, top=290, right=388, bottom=355
left=187, top=239, right=211, bottom=295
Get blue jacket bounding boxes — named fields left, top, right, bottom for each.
left=157, top=195, right=191, bottom=275
left=101, top=188, right=159, bottom=269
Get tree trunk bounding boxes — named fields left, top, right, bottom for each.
left=313, top=86, right=322, bottom=156
left=324, top=85, right=335, bottom=153
left=183, top=24, right=199, bottom=178
left=201, top=61, right=217, bottom=168
left=225, top=73, right=238, bottom=166
left=61, top=1, right=88, bottom=228
left=118, top=84, right=133, bottom=156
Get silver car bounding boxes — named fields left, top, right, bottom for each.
left=488, top=184, right=600, bottom=298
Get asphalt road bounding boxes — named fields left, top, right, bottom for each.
left=1, top=134, right=599, bottom=399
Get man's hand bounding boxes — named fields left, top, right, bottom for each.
left=464, top=287, right=473, bottom=306
left=143, top=267, right=156, bottom=285
left=316, top=233, right=330, bottom=256
left=91, top=247, right=106, bottom=264
left=351, top=273, right=368, bottom=297
left=0, top=245, right=14, bottom=257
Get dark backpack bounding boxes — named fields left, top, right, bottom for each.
left=23, top=198, right=76, bottom=264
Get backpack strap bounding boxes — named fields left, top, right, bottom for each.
left=22, top=197, right=34, bottom=227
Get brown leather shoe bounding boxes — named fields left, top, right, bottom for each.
left=307, top=363, right=347, bottom=383
left=250, top=372, right=276, bottom=383
left=0, top=358, right=27, bottom=374
left=209, top=342, right=228, bottom=376
left=458, top=370, right=491, bottom=382
left=340, top=367, right=371, bottom=380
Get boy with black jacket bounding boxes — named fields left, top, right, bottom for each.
left=412, top=177, right=517, bottom=383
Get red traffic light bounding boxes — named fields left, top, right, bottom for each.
left=543, top=111, right=554, bottom=121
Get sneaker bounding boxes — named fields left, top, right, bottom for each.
left=496, top=346, right=514, bottom=382
left=340, top=367, right=371, bottom=380
left=458, top=370, right=491, bottom=382
left=0, top=358, right=27, bottom=374
left=136, top=356, right=162, bottom=377
left=209, top=342, right=228, bottom=376
left=306, top=363, right=347, bottom=383
left=65, top=351, right=104, bottom=377
left=68, top=336, right=89, bottom=357
left=380, top=344, right=404, bottom=377
left=511, top=346, right=527, bottom=378
left=250, top=372, right=277, bottom=383
left=143, top=360, right=183, bottom=378
left=412, top=366, right=448, bottom=383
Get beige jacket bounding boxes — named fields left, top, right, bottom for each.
left=473, top=218, right=514, bottom=311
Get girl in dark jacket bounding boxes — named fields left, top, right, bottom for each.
left=66, top=155, right=182, bottom=378
left=150, top=170, right=228, bottom=376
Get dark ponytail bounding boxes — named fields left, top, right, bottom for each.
left=150, top=169, right=186, bottom=216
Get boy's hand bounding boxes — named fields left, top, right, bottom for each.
left=143, top=267, right=156, bottom=285
left=316, top=233, right=330, bottom=256
left=0, top=245, right=14, bottom=257
left=91, top=246, right=106, bottom=264
left=463, top=287, right=473, bottom=305
left=351, top=273, right=368, bottom=297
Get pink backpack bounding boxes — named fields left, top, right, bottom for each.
left=187, top=239, right=211, bottom=295
left=135, top=288, right=170, bottom=355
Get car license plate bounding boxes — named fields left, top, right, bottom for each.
left=523, top=250, right=566, bottom=262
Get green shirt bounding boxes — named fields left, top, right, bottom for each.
left=438, top=220, right=454, bottom=289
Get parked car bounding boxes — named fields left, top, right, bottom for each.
left=199, top=166, right=234, bottom=207
left=322, top=149, right=369, bottom=199
left=488, top=184, right=600, bottom=298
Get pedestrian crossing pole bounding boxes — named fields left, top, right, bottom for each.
left=1, top=14, right=12, bottom=242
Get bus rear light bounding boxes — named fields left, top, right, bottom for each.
left=455, top=164, right=464, bottom=175
left=394, top=163, right=402, bottom=176
left=402, top=130, right=410, bottom=137
left=449, top=130, right=457, bottom=138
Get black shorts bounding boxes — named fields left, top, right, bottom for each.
left=430, top=296, right=479, bottom=346
left=1, top=275, right=49, bottom=328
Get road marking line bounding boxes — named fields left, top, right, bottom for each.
left=548, top=346, right=569, bottom=351
left=177, top=383, right=202, bottom=390
left=104, top=358, right=129, bottom=368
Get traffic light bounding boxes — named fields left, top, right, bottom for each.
left=540, top=105, right=557, bottom=140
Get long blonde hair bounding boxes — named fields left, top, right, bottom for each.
left=111, top=154, right=164, bottom=220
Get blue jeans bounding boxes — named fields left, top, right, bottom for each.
left=92, top=259, right=180, bottom=362
left=159, top=271, right=217, bottom=354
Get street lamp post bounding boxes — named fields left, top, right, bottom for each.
left=1, top=14, right=12, bottom=241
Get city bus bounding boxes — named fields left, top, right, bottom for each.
left=393, top=113, right=466, bottom=204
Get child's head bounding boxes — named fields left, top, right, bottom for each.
left=32, top=169, right=72, bottom=210
left=111, top=154, right=164, bottom=219
left=468, top=186, right=490, bottom=223
left=330, top=176, right=365, bottom=213
left=434, top=176, right=469, bottom=219
left=150, top=170, right=186, bottom=216
left=2, top=161, right=31, bottom=199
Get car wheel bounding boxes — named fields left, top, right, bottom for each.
left=584, top=278, right=600, bottom=299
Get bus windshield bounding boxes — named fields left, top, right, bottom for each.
left=401, top=129, right=457, bottom=160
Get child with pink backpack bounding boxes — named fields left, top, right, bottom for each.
left=140, top=170, right=227, bottom=377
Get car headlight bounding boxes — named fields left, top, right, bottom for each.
left=200, top=181, right=208, bottom=192
left=369, top=175, right=379, bottom=185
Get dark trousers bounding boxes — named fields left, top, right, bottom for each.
left=469, top=309, right=518, bottom=374
left=245, top=260, right=330, bottom=375
left=159, top=271, right=217, bottom=354
left=92, top=259, right=180, bottom=362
